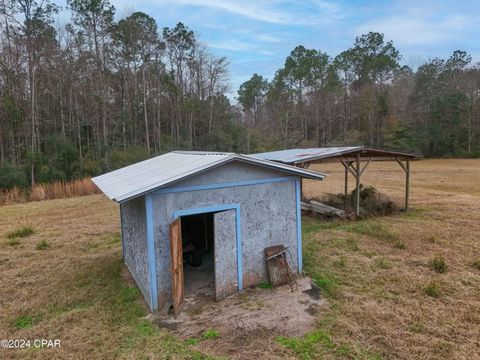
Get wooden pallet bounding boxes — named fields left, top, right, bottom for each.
left=264, top=245, right=298, bottom=291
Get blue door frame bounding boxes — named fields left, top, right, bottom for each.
left=145, top=193, right=158, bottom=311
left=172, top=204, right=243, bottom=292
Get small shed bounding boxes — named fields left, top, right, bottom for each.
left=92, top=151, right=325, bottom=314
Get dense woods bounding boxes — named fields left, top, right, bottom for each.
left=1, top=0, right=479, bottom=189
left=0, top=0, right=233, bottom=188
left=238, top=34, right=480, bottom=159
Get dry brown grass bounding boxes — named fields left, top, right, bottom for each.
left=0, top=178, right=100, bottom=205
left=0, top=196, right=213, bottom=359
left=300, top=159, right=480, bottom=359
left=0, top=159, right=479, bottom=359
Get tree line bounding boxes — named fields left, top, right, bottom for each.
left=0, top=0, right=236, bottom=188
left=1, top=0, right=479, bottom=189
left=238, top=33, right=480, bottom=159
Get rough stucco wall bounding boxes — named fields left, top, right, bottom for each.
left=152, top=162, right=298, bottom=312
left=121, top=197, right=150, bottom=308
left=214, top=210, right=238, bottom=300
left=169, top=161, right=289, bottom=187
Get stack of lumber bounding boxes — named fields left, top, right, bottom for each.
left=301, top=200, right=345, bottom=217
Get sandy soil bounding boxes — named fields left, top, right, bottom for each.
left=149, top=277, right=326, bottom=340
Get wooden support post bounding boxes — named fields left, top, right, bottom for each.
left=344, top=164, right=349, bottom=209
left=359, top=157, right=373, bottom=176
left=300, top=178, right=303, bottom=201
left=355, top=153, right=360, bottom=216
left=395, top=157, right=411, bottom=211
left=341, top=160, right=353, bottom=211
left=405, top=158, right=410, bottom=211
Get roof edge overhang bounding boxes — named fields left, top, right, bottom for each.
left=93, top=152, right=326, bottom=203
left=94, top=154, right=231, bottom=203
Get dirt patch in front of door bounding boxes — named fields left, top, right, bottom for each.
left=148, top=276, right=326, bottom=355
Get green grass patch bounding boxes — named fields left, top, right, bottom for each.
left=134, top=319, right=156, bottom=337
left=73, top=259, right=151, bottom=330
left=277, top=330, right=336, bottom=359
left=429, top=256, right=448, bottom=273
left=12, top=314, right=42, bottom=329
left=278, top=325, right=381, bottom=360
left=103, top=233, right=121, bottom=244
left=346, top=221, right=399, bottom=242
left=257, top=281, right=273, bottom=289
left=304, top=217, right=399, bottom=243
left=35, top=239, right=49, bottom=250
left=118, top=285, right=141, bottom=304
left=302, top=217, right=347, bottom=234
left=277, top=330, right=354, bottom=359
left=6, top=226, right=35, bottom=239
left=185, top=337, right=200, bottom=345
left=45, top=302, right=91, bottom=317
left=374, top=256, right=392, bottom=269
left=185, top=330, right=220, bottom=346
left=401, top=208, right=427, bottom=220
left=13, top=315, right=34, bottom=329
left=6, top=238, right=21, bottom=246
left=345, top=237, right=360, bottom=251
left=424, top=282, right=441, bottom=297
left=200, top=329, right=219, bottom=340
left=311, top=275, right=339, bottom=298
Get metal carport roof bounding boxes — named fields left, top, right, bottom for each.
left=252, top=146, right=421, bottom=165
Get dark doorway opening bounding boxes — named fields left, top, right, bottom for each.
left=181, top=213, right=215, bottom=298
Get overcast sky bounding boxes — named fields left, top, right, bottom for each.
left=59, top=0, right=480, bottom=100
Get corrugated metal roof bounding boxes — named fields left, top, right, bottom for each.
left=253, top=146, right=420, bottom=164
left=92, top=151, right=325, bottom=202
left=253, top=147, right=362, bottom=164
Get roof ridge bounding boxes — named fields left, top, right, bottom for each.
left=172, top=150, right=234, bottom=156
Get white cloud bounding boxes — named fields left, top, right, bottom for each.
left=163, top=0, right=293, bottom=24
left=358, top=16, right=469, bottom=46
left=256, top=33, right=283, bottom=43
left=258, top=49, right=277, bottom=56
left=355, top=4, right=479, bottom=48
left=147, top=0, right=342, bottom=26
left=208, top=39, right=255, bottom=52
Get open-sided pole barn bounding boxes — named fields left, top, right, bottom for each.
left=253, top=147, right=421, bottom=216
left=93, top=151, right=325, bottom=315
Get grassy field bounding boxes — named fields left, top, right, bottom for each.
left=1, top=159, right=480, bottom=359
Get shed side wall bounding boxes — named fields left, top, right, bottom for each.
left=121, top=197, right=150, bottom=308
